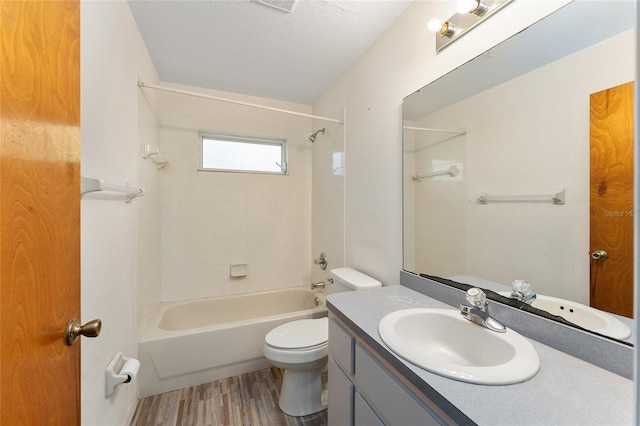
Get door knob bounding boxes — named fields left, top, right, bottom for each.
left=591, top=250, right=609, bottom=261
left=65, top=318, right=102, bottom=345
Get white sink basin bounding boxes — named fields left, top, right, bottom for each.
left=378, top=308, right=539, bottom=385
left=498, top=293, right=631, bottom=340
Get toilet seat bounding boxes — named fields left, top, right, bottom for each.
left=263, top=342, right=328, bottom=365
left=265, top=317, right=328, bottom=350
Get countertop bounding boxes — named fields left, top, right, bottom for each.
left=327, top=285, right=634, bottom=425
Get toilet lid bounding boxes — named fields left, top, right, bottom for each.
left=265, top=317, right=328, bottom=350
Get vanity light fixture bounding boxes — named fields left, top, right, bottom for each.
left=428, top=0, right=513, bottom=51
left=427, top=18, right=456, bottom=38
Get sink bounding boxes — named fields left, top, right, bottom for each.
left=498, top=292, right=631, bottom=340
left=378, top=308, right=539, bottom=385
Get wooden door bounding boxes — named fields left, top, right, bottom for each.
left=1, top=1, right=81, bottom=424
left=589, top=81, right=634, bottom=318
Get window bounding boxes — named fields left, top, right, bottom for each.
left=200, top=132, right=287, bottom=174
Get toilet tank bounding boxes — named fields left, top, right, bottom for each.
left=329, top=267, right=381, bottom=293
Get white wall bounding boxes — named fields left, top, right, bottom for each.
left=313, top=0, right=571, bottom=285
left=155, top=85, right=313, bottom=301
left=81, top=1, right=159, bottom=424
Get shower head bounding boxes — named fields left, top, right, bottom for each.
left=308, top=128, right=326, bottom=143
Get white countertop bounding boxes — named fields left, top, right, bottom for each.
left=327, top=285, right=634, bottom=425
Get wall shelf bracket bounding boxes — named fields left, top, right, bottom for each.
left=81, top=176, right=145, bottom=203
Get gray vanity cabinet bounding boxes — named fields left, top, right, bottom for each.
left=328, top=316, right=447, bottom=425
left=354, top=392, right=384, bottom=425
left=327, top=358, right=354, bottom=425
left=328, top=317, right=355, bottom=425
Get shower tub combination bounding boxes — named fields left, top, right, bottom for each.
left=138, top=286, right=327, bottom=397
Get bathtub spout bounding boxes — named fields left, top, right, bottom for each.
left=311, top=281, right=325, bottom=289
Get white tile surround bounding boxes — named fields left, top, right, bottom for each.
left=311, top=119, right=346, bottom=283
left=409, top=130, right=468, bottom=278
left=155, top=86, right=314, bottom=301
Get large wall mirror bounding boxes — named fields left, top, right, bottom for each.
left=403, top=1, right=637, bottom=344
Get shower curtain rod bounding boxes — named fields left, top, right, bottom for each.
left=403, top=126, right=466, bottom=135
left=137, top=81, right=344, bottom=124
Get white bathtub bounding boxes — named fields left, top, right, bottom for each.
left=138, top=286, right=327, bottom=397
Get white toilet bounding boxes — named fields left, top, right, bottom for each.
left=263, top=267, right=381, bottom=416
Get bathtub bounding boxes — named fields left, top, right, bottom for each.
left=138, top=286, right=327, bottom=397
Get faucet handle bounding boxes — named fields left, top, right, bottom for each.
left=511, top=280, right=533, bottom=298
left=314, top=252, right=328, bottom=270
left=466, top=287, right=487, bottom=308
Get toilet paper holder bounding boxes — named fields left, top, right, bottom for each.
left=106, top=351, right=140, bottom=397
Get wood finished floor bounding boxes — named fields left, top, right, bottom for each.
left=131, top=367, right=327, bottom=426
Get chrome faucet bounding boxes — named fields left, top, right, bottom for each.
left=460, top=288, right=507, bottom=333
left=311, top=281, right=326, bottom=289
left=510, top=280, right=536, bottom=304
left=314, top=252, right=328, bottom=270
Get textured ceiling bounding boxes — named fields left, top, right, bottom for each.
left=128, top=0, right=413, bottom=104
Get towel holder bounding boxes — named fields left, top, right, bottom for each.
left=81, top=176, right=144, bottom=203
left=478, top=188, right=565, bottom=205
left=413, top=165, right=460, bottom=181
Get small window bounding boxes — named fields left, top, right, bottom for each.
left=199, top=132, right=287, bottom=174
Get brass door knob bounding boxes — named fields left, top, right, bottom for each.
left=591, top=250, right=609, bottom=261
left=66, top=318, right=102, bottom=345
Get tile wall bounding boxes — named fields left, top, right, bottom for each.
left=155, top=85, right=313, bottom=301
left=411, top=129, right=468, bottom=277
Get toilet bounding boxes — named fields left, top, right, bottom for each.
left=263, top=267, right=381, bottom=416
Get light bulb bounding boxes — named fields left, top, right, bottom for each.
left=427, top=18, right=444, bottom=33
left=456, top=0, right=478, bottom=14
left=427, top=18, right=455, bottom=37
left=456, top=0, right=488, bottom=16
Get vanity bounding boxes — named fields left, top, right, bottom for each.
left=326, top=277, right=633, bottom=425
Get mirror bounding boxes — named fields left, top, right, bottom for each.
left=403, top=1, right=636, bottom=343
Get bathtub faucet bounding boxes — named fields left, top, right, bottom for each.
left=311, top=281, right=325, bottom=289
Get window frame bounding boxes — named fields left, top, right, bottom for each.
left=198, top=131, right=288, bottom=175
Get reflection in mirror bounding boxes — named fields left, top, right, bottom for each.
left=402, top=1, right=636, bottom=344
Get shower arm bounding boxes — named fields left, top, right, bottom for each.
left=309, top=128, right=326, bottom=143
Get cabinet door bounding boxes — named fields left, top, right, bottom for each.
left=329, top=318, right=355, bottom=374
left=355, top=343, right=443, bottom=425
left=354, top=392, right=385, bottom=426
left=328, top=358, right=354, bottom=426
